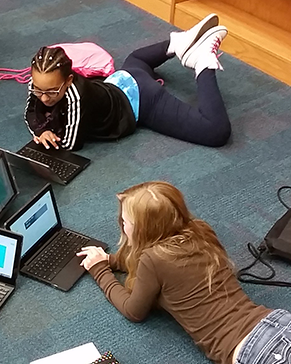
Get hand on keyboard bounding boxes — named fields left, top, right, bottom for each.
left=34, top=130, right=61, bottom=149
left=77, top=246, right=109, bottom=270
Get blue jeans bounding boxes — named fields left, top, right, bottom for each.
left=235, top=309, right=291, bottom=364
left=121, top=41, right=231, bottom=147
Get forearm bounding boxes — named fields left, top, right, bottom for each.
left=88, top=253, right=161, bottom=322
left=24, top=93, right=41, bottom=135
left=24, top=106, right=50, bottom=137
left=89, top=261, right=144, bottom=322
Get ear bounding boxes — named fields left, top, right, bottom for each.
left=66, top=74, right=74, bottom=87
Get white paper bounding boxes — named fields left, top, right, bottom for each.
left=30, top=342, right=101, bottom=364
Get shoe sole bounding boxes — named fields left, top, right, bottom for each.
left=182, top=26, right=228, bottom=67
left=180, top=13, right=219, bottom=59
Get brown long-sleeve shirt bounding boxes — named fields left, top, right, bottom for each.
left=89, top=248, right=272, bottom=364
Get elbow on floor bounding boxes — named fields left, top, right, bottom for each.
left=124, top=312, right=146, bottom=323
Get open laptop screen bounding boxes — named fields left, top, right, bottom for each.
left=0, top=233, right=18, bottom=279
left=7, top=190, right=58, bottom=258
left=0, top=151, right=18, bottom=219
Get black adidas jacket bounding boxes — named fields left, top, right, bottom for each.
left=24, top=72, right=136, bottom=150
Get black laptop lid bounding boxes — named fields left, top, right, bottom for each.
left=0, top=228, right=23, bottom=285
left=4, top=184, right=62, bottom=265
left=1, top=148, right=65, bottom=185
left=0, top=150, right=18, bottom=219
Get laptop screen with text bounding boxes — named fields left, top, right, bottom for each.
left=8, top=190, right=58, bottom=258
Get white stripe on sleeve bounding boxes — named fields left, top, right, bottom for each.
left=62, top=83, right=81, bottom=150
left=23, top=79, right=35, bottom=136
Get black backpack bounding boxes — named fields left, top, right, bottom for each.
left=237, top=186, right=291, bottom=287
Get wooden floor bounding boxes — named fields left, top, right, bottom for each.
left=125, top=0, right=291, bottom=86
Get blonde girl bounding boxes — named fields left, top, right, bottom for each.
left=77, top=181, right=291, bottom=364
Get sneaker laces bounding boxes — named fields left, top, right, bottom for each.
left=211, top=37, right=223, bottom=70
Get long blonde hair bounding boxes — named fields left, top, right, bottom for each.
left=115, top=181, right=229, bottom=291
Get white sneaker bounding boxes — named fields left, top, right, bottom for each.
left=167, top=13, right=219, bottom=59
left=181, top=26, right=228, bottom=77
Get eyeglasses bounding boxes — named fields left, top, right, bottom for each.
left=29, top=81, right=65, bottom=98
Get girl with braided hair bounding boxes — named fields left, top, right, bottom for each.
left=25, top=14, right=231, bottom=151
left=25, top=45, right=136, bottom=150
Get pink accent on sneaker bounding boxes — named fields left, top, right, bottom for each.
left=180, top=26, right=228, bottom=77
left=211, top=37, right=222, bottom=57
left=208, top=36, right=224, bottom=71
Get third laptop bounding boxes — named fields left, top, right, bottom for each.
left=4, top=183, right=108, bottom=291
left=0, top=228, right=23, bottom=308
left=3, top=140, right=91, bottom=185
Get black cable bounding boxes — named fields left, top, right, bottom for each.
left=236, top=186, right=291, bottom=287
left=237, top=242, right=291, bottom=286
left=277, top=185, right=291, bottom=209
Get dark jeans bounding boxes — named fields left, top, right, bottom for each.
left=121, top=40, right=231, bottom=147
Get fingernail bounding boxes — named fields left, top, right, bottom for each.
left=46, top=146, right=49, bottom=149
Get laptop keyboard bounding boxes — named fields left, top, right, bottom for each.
left=18, top=147, right=79, bottom=180
left=0, top=284, right=10, bottom=303
left=26, top=230, right=90, bottom=281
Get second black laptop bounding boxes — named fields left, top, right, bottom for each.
left=6, top=140, right=91, bottom=185
left=4, top=183, right=108, bottom=291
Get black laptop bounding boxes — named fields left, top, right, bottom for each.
left=0, top=150, right=19, bottom=220
left=2, top=140, right=90, bottom=185
left=0, top=228, right=23, bottom=308
left=4, top=183, right=108, bottom=291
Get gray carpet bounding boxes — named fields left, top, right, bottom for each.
left=1, top=0, right=291, bottom=363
